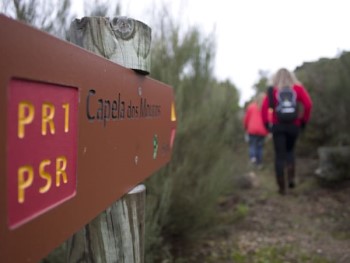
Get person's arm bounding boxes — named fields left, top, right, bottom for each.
left=243, top=105, right=251, bottom=131
left=298, top=86, right=313, bottom=123
left=261, top=96, right=269, bottom=126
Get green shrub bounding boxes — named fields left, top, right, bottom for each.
left=296, top=52, right=350, bottom=156
left=144, top=12, right=241, bottom=260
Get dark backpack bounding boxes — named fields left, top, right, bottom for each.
left=268, top=86, right=298, bottom=123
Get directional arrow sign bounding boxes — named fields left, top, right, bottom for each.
left=0, top=15, right=177, bottom=263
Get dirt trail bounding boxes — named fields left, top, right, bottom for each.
left=187, top=156, right=350, bottom=263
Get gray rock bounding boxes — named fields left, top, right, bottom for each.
left=315, top=146, right=350, bottom=182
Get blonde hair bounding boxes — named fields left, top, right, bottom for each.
left=271, top=68, right=301, bottom=89
left=254, top=92, right=265, bottom=107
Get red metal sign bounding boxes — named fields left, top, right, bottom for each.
left=0, top=15, right=177, bottom=263
left=7, top=79, right=78, bottom=229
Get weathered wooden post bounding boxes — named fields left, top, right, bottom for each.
left=69, top=16, right=151, bottom=74
left=0, top=14, right=176, bottom=263
left=67, top=16, right=151, bottom=262
left=66, top=185, right=145, bottom=263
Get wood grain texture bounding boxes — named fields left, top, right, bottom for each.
left=69, top=16, right=151, bottom=74
left=66, top=187, right=145, bottom=263
left=67, top=16, right=148, bottom=262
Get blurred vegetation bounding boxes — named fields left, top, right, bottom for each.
left=1, top=0, right=73, bottom=39
left=144, top=8, right=241, bottom=262
left=0, top=0, right=121, bottom=39
left=294, top=52, right=350, bottom=156
left=2, top=1, right=350, bottom=262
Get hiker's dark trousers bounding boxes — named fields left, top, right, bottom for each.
left=272, top=124, right=299, bottom=178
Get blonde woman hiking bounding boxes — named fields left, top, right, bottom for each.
left=261, top=68, right=312, bottom=195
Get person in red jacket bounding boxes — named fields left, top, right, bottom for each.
left=261, top=68, right=312, bottom=195
left=244, top=93, right=269, bottom=167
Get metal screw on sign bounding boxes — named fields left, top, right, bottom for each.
left=153, top=134, right=158, bottom=159
left=134, top=155, right=139, bottom=165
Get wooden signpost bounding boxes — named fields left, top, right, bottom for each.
left=0, top=15, right=176, bottom=263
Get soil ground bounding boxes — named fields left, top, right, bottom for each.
left=42, top=142, right=350, bottom=263
left=185, top=144, right=350, bottom=263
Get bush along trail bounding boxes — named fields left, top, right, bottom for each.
left=184, top=147, right=350, bottom=263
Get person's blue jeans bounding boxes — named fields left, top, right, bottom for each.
left=248, top=134, right=265, bottom=164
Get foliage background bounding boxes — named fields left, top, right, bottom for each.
left=295, top=53, right=350, bottom=154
